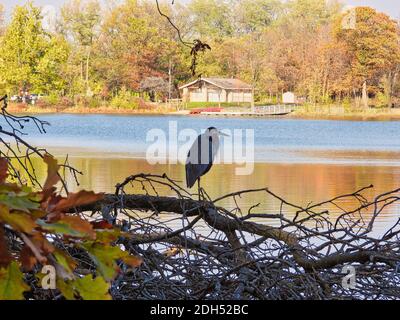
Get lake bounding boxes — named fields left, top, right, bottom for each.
left=4, top=114, right=400, bottom=233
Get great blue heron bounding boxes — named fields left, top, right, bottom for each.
left=186, top=127, right=228, bottom=196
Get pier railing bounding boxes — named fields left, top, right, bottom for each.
left=255, top=104, right=296, bottom=115
left=199, top=104, right=298, bottom=116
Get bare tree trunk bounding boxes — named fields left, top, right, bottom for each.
left=86, top=47, right=91, bottom=97
left=251, top=86, right=255, bottom=112
left=386, top=71, right=398, bottom=108
left=362, top=80, right=368, bottom=109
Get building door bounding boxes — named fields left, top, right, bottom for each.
left=190, top=88, right=203, bottom=102
left=208, top=90, right=220, bottom=103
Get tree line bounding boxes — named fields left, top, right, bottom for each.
left=0, top=0, right=399, bottom=109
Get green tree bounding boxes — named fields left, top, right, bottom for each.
left=189, top=0, right=234, bottom=39
left=35, top=36, right=70, bottom=94
left=0, top=3, right=70, bottom=96
left=0, top=3, right=48, bottom=93
left=61, top=0, right=101, bottom=96
left=235, top=0, right=283, bottom=34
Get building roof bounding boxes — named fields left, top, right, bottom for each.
left=179, top=78, right=252, bottom=90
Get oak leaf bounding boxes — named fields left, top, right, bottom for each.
left=57, top=276, right=111, bottom=300
left=83, top=242, right=142, bottom=281
left=0, top=158, right=8, bottom=183
left=0, top=207, right=38, bottom=234
left=43, top=154, right=61, bottom=191
left=19, top=246, right=37, bottom=271
left=74, top=275, right=111, bottom=300
left=53, top=191, right=104, bottom=212
left=38, top=215, right=96, bottom=239
left=0, top=261, right=30, bottom=300
left=0, top=224, right=12, bottom=268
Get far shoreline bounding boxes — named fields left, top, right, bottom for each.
left=7, top=105, right=400, bottom=122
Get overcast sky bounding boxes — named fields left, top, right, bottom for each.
left=1, top=0, right=399, bottom=18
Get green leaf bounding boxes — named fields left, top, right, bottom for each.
left=82, top=242, right=142, bottom=281
left=57, top=276, right=111, bottom=301
left=56, top=278, right=76, bottom=300
left=0, top=261, right=30, bottom=300
left=37, top=216, right=95, bottom=239
left=0, top=207, right=38, bottom=234
left=0, top=193, right=40, bottom=212
left=54, top=250, right=77, bottom=275
left=95, top=229, right=123, bottom=244
left=82, top=243, right=124, bottom=281
left=74, top=275, right=111, bottom=300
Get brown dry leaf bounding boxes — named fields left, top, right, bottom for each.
left=30, top=233, right=55, bottom=256
left=43, top=155, right=60, bottom=191
left=0, top=158, right=8, bottom=184
left=0, top=224, right=12, bottom=268
left=19, top=245, right=37, bottom=271
left=39, top=215, right=96, bottom=239
left=122, top=255, right=143, bottom=268
left=53, top=191, right=104, bottom=212
left=163, top=247, right=182, bottom=258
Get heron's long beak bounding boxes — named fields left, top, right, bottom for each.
left=218, top=131, right=230, bottom=137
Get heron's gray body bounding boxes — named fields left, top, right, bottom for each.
left=186, top=128, right=221, bottom=189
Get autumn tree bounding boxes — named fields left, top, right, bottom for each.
left=0, top=4, right=5, bottom=35
left=335, top=7, right=400, bottom=108
left=61, top=0, right=101, bottom=97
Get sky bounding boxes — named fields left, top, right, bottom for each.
left=344, top=0, right=399, bottom=18
left=1, top=0, right=399, bottom=18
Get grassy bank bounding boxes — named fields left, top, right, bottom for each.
left=290, top=104, right=400, bottom=121
left=8, top=102, right=176, bottom=115
left=8, top=101, right=400, bottom=121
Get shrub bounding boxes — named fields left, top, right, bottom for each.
left=110, top=88, right=139, bottom=110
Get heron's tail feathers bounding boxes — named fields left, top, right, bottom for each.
left=186, top=165, right=197, bottom=189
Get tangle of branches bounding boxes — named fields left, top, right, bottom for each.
left=60, top=174, right=398, bottom=300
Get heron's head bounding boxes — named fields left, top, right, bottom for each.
left=206, top=127, right=229, bottom=138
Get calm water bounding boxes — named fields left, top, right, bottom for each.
left=3, top=114, right=400, bottom=233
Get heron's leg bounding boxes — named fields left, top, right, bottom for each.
left=198, top=178, right=201, bottom=201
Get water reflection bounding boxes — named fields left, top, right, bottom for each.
left=20, top=155, right=400, bottom=234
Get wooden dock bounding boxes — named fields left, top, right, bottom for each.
left=199, top=105, right=295, bottom=117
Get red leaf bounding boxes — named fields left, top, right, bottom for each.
left=91, top=220, right=114, bottom=230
